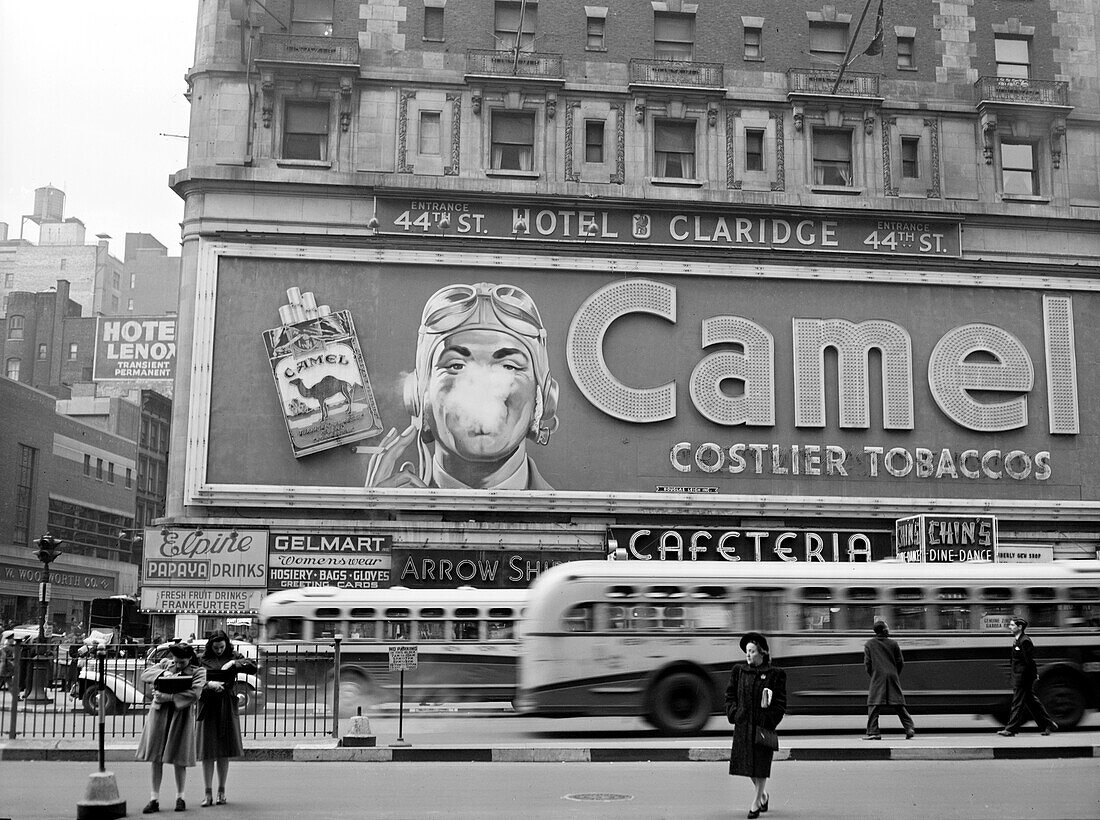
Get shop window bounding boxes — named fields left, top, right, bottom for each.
left=283, top=102, right=330, bottom=161
left=813, top=129, right=853, bottom=186
left=654, top=11, right=693, bottom=61
left=419, top=111, right=442, bottom=155
left=5, top=357, right=20, bottom=380
left=809, top=21, right=848, bottom=66
left=897, top=36, right=915, bottom=69
left=744, top=26, right=762, bottom=60
left=995, top=36, right=1030, bottom=79
left=585, top=120, right=605, bottom=163
left=1001, top=141, right=1038, bottom=196
left=494, top=1, right=536, bottom=51
left=291, top=0, right=334, bottom=36
left=424, top=6, right=444, bottom=41
left=654, top=120, right=696, bottom=179
left=745, top=129, right=765, bottom=171
left=901, top=136, right=920, bottom=178
left=586, top=15, right=605, bottom=50
left=490, top=111, right=535, bottom=171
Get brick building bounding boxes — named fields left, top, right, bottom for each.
left=160, top=0, right=1099, bottom=614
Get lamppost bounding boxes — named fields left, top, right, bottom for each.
left=25, top=533, right=64, bottom=702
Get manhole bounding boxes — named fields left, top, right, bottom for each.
left=563, top=793, right=634, bottom=803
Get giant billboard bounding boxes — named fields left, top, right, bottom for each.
left=183, top=237, right=1099, bottom=519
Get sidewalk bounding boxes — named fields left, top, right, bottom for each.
left=3, top=733, right=1097, bottom=763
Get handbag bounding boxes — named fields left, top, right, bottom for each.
left=755, top=727, right=779, bottom=750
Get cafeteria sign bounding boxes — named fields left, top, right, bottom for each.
left=895, top=514, right=998, bottom=563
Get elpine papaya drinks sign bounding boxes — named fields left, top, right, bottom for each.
left=186, top=242, right=1096, bottom=517
left=142, top=528, right=268, bottom=588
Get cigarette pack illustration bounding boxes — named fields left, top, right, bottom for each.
left=263, top=287, right=383, bottom=458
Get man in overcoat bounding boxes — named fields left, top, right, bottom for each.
left=863, top=620, right=915, bottom=739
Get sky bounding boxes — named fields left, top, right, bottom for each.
left=0, top=1, right=197, bottom=258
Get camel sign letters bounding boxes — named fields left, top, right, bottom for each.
left=263, top=287, right=382, bottom=457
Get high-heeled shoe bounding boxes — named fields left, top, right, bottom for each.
left=759, top=793, right=769, bottom=813
left=201, top=791, right=214, bottom=808
left=747, top=808, right=761, bottom=819
left=215, top=791, right=226, bottom=806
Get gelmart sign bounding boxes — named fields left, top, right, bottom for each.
left=93, top=317, right=176, bottom=380
left=268, top=531, right=393, bottom=591
left=142, top=528, right=268, bottom=588
left=189, top=245, right=1098, bottom=516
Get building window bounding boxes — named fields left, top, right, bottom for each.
left=96, top=458, right=104, bottom=481
left=586, top=15, right=605, bottom=50
left=490, top=111, right=535, bottom=171
left=1001, top=141, right=1038, bottom=195
left=897, top=36, right=915, bottom=68
left=494, top=1, right=537, bottom=52
left=37, top=343, right=47, bottom=360
left=59, top=258, right=66, bottom=271
left=419, top=111, right=442, bottom=155
left=68, top=342, right=78, bottom=360
left=283, top=102, right=330, bottom=161
left=291, top=0, right=334, bottom=36
left=654, top=12, right=693, bottom=61
left=5, top=357, right=20, bottom=380
left=14, top=445, right=37, bottom=545
left=809, top=22, right=848, bottom=66
left=130, top=273, right=136, bottom=288
left=585, top=120, right=605, bottom=163
left=127, top=298, right=134, bottom=311
left=424, top=6, right=444, bottom=41
left=8, top=314, right=24, bottom=339
left=995, top=36, right=1030, bottom=79
left=813, top=129, right=853, bottom=186
left=125, top=467, right=133, bottom=489
left=84, top=454, right=92, bottom=477
left=111, top=295, right=119, bottom=312
left=4, top=272, right=13, bottom=287
left=112, top=272, right=120, bottom=289
left=654, top=120, right=696, bottom=179
left=745, top=129, right=765, bottom=172
left=901, top=137, right=920, bottom=178
left=744, top=26, right=762, bottom=60
left=107, top=462, right=115, bottom=484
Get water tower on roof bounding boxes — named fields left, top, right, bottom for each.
left=33, top=185, right=65, bottom=223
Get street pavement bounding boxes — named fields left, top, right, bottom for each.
left=1, top=758, right=1098, bottom=819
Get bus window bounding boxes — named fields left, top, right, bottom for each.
left=893, top=605, right=927, bottom=631
left=847, top=587, right=878, bottom=601
left=487, top=620, right=514, bottom=640
left=801, top=605, right=839, bottom=631
left=348, top=620, right=375, bottom=639
left=661, top=605, right=685, bottom=629
left=607, top=605, right=627, bottom=630
left=313, top=607, right=342, bottom=639
left=745, top=588, right=782, bottom=633
left=630, top=606, right=660, bottom=630
left=844, top=605, right=882, bottom=631
left=936, top=605, right=971, bottom=630
left=683, top=602, right=732, bottom=631
left=981, top=587, right=1013, bottom=601
left=453, top=607, right=480, bottom=641
left=645, top=586, right=685, bottom=599
left=266, top=617, right=303, bottom=640
left=691, top=586, right=730, bottom=599
left=1028, top=604, right=1058, bottom=628
left=562, top=604, right=593, bottom=633
left=978, top=605, right=1015, bottom=632
left=385, top=607, right=411, bottom=641
left=418, top=608, right=446, bottom=640
left=607, top=585, right=635, bottom=598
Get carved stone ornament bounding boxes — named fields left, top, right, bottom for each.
left=261, top=72, right=275, bottom=128
left=708, top=106, right=718, bottom=128
left=792, top=104, right=804, bottom=132
left=546, top=94, right=557, bottom=120
left=981, top=113, right=998, bottom=165
left=471, top=93, right=482, bottom=116
left=1050, top=117, right=1066, bottom=170
left=635, top=99, right=646, bottom=122
left=864, top=109, right=875, bottom=136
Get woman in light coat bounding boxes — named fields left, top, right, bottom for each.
left=136, top=642, right=206, bottom=813
left=726, top=631, right=788, bottom=819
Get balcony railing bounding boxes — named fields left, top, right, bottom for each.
left=975, top=76, right=1069, bottom=107
left=257, top=34, right=359, bottom=67
left=787, top=67, right=881, bottom=98
left=629, top=59, right=724, bottom=89
left=465, top=49, right=564, bottom=79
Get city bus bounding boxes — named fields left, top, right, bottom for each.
left=514, top=560, right=1100, bottom=734
left=258, top=586, right=526, bottom=711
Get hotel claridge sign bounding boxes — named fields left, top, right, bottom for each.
left=152, top=0, right=1099, bottom=616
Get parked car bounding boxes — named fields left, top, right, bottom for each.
left=73, top=639, right=263, bottom=716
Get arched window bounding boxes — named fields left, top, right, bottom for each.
left=5, top=357, right=21, bottom=379
left=8, top=315, right=24, bottom=339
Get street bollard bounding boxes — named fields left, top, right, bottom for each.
left=76, top=646, right=125, bottom=819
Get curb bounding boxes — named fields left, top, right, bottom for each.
left=2, top=743, right=1096, bottom=763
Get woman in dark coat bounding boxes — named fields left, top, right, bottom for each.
left=136, top=641, right=206, bottom=813
left=196, top=630, right=257, bottom=807
left=725, top=631, right=787, bottom=819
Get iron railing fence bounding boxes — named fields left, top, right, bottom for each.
left=3, top=642, right=338, bottom=740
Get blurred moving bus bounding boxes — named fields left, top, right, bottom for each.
left=258, top=586, right=525, bottom=710
left=514, top=560, right=1100, bottom=734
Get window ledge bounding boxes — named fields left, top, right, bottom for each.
left=743, top=56, right=765, bottom=63
left=897, top=66, right=919, bottom=72
left=811, top=185, right=863, bottom=195
left=1002, top=194, right=1050, bottom=203
left=649, top=176, right=706, bottom=187
left=276, top=159, right=332, bottom=169
left=486, top=169, right=540, bottom=179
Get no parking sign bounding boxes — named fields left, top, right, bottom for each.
left=388, top=645, right=419, bottom=671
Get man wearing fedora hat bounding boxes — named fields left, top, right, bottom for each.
left=997, top=617, right=1057, bottom=737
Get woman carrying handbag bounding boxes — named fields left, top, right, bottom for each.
left=725, top=631, right=787, bottom=819
left=196, top=630, right=257, bottom=807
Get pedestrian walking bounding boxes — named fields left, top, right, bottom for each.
left=996, top=617, right=1057, bottom=737
left=0, top=630, right=14, bottom=691
left=863, top=620, right=916, bottom=739
left=196, top=630, right=257, bottom=807
left=136, top=642, right=207, bottom=813
left=725, top=631, right=787, bottom=819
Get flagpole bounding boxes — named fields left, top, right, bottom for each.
left=831, top=0, right=878, bottom=94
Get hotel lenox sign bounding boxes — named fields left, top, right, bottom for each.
left=185, top=242, right=1099, bottom=519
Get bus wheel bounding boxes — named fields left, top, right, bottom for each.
left=338, top=675, right=377, bottom=717
left=235, top=683, right=263, bottom=715
left=1040, top=677, right=1086, bottom=728
left=82, top=687, right=123, bottom=716
left=647, top=672, right=712, bottom=735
